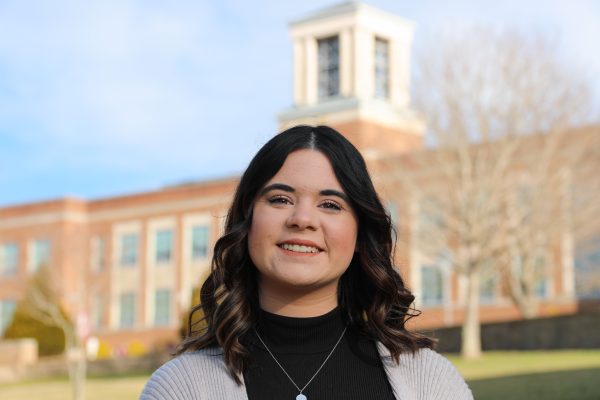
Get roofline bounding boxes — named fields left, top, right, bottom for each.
left=0, top=174, right=241, bottom=212
left=289, top=1, right=415, bottom=28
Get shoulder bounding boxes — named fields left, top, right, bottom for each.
left=140, top=349, right=245, bottom=400
left=379, top=346, right=473, bottom=400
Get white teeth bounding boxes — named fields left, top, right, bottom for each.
left=280, top=243, right=320, bottom=253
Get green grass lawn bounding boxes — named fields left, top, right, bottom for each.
left=449, top=350, right=600, bottom=400
left=0, top=375, right=148, bottom=400
left=466, top=368, right=600, bottom=400
left=1, top=350, right=599, bottom=400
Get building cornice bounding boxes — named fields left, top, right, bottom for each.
left=278, top=97, right=425, bottom=133
left=289, top=2, right=415, bottom=30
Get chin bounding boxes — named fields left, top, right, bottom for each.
left=279, top=275, right=337, bottom=291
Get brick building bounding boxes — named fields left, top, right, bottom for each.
left=0, top=2, right=597, bottom=353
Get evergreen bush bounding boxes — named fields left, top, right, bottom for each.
left=3, top=307, right=67, bottom=356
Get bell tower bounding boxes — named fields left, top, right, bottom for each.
left=278, top=2, right=424, bottom=158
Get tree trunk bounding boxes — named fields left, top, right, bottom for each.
left=507, top=272, right=539, bottom=319
left=65, top=329, right=86, bottom=400
left=75, top=351, right=87, bottom=400
left=513, top=293, right=539, bottom=319
left=461, top=269, right=482, bottom=359
left=67, top=345, right=86, bottom=400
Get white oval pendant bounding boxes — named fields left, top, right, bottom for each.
left=296, top=394, right=307, bottom=400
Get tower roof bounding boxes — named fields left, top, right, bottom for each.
left=289, top=1, right=414, bottom=29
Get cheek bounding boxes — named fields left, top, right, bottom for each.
left=247, top=204, right=275, bottom=263
left=247, top=208, right=259, bottom=260
left=249, top=207, right=270, bottom=242
left=331, top=219, right=358, bottom=260
left=247, top=217, right=263, bottom=260
left=247, top=227, right=257, bottom=258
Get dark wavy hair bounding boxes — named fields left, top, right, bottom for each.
left=178, top=125, right=433, bottom=382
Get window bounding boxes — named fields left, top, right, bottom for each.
left=119, top=292, right=136, bottom=329
left=480, top=275, right=497, bottom=304
left=374, top=37, right=390, bottom=98
left=535, top=278, right=548, bottom=298
left=421, top=264, right=443, bottom=306
left=515, top=184, right=534, bottom=224
left=154, top=289, right=171, bottom=326
left=534, top=256, right=548, bottom=298
left=478, top=260, right=497, bottom=304
left=385, top=200, right=399, bottom=242
left=30, top=239, right=51, bottom=272
left=318, top=36, right=340, bottom=98
left=120, top=233, right=139, bottom=266
left=418, top=197, right=445, bottom=233
left=0, top=243, right=19, bottom=277
left=191, top=225, right=210, bottom=260
left=512, top=254, right=549, bottom=299
left=575, top=235, right=600, bottom=299
left=386, top=200, right=399, bottom=226
left=155, top=229, right=173, bottom=264
left=90, top=236, right=105, bottom=272
left=0, top=300, right=17, bottom=336
left=91, top=295, right=103, bottom=329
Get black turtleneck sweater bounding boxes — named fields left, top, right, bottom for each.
left=242, top=307, right=396, bottom=400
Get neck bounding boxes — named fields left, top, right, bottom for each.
left=252, top=305, right=346, bottom=353
left=259, top=284, right=338, bottom=317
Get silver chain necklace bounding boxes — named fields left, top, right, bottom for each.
left=254, top=325, right=348, bottom=400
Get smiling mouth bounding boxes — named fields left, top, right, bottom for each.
left=278, top=243, right=322, bottom=253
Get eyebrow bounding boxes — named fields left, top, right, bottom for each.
left=259, top=183, right=349, bottom=202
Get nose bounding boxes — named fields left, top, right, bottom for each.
left=286, top=201, right=318, bottom=231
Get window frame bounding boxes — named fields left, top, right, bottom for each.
left=0, top=299, right=17, bottom=335
left=317, top=35, right=340, bottom=99
left=90, top=236, right=106, bottom=272
left=421, top=263, right=444, bottom=307
left=374, top=37, right=390, bottom=98
left=191, top=225, right=210, bottom=261
left=0, top=242, right=19, bottom=277
left=154, top=289, right=172, bottom=326
left=155, top=229, right=174, bottom=264
left=30, top=239, right=51, bottom=273
left=120, top=233, right=139, bottom=267
left=119, top=292, right=136, bottom=329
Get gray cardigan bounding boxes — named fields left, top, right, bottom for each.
left=140, top=345, right=473, bottom=399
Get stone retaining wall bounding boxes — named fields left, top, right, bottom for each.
left=429, top=308, right=600, bottom=353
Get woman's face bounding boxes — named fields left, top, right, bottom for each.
left=248, top=149, right=358, bottom=307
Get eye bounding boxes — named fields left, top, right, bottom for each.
left=320, top=200, right=342, bottom=211
left=267, top=195, right=292, bottom=205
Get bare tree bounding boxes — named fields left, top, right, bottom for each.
left=389, top=28, right=596, bottom=359
left=496, top=130, right=600, bottom=318
left=20, top=264, right=87, bottom=400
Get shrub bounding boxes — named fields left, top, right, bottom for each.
left=127, top=341, right=147, bottom=357
left=3, top=307, right=67, bottom=356
left=96, top=340, right=113, bottom=359
left=179, top=279, right=209, bottom=339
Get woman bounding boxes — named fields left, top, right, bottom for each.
left=141, top=125, right=472, bottom=399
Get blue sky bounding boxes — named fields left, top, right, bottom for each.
left=1, top=0, right=599, bottom=206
